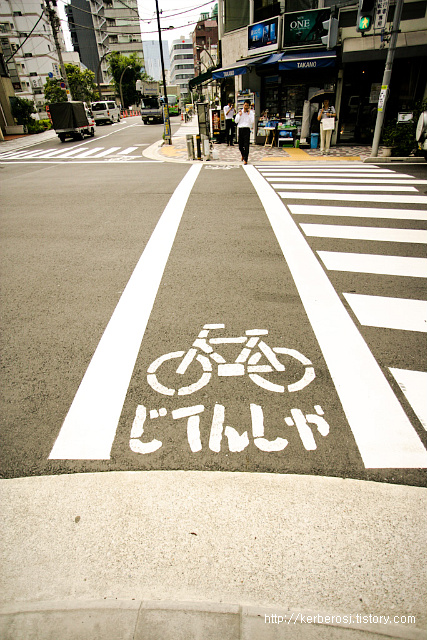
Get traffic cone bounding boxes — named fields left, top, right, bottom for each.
left=181, top=111, right=184, bottom=121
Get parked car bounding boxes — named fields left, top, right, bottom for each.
left=416, top=110, right=427, bottom=160
left=91, top=101, right=121, bottom=124
left=48, top=101, right=95, bottom=142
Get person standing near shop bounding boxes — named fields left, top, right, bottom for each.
left=235, top=99, right=254, bottom=164
left=224, top=99, right=235, bottom=146
left=317, top=98, right=336, bottom=155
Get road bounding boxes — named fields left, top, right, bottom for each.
left=1, top=119, right=426, bottom=487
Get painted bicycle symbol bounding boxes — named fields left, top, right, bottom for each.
left=147, top=323, right=315, bottom=396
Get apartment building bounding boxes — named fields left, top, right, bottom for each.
left=66, top=0, right=144, bottom=85
left=169, top=36, right=194, bottom=103
left=0, top=0, right=65, bottom=115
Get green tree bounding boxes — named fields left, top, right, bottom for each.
left=65, top=64, right=99, bottom=102
left=10, top=97, right=36, bottom=125
left=43, top=64, right=99, bottom=104
left=43, top=78, right=67, bottom=103
left=107, top=51, right=151, bottom=108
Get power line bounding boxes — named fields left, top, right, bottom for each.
left=4, top=11, right=47, bottom=63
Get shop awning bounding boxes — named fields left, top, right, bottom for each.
left=260, top=50, right=336, bottom=70
left=212, top=54, right=270, bottom=79
left=189, top=68, right=215, bottom=90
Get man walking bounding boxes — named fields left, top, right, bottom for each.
left=223, top=99, right=235, bottom=146
left=235, top=100, right=254, bottom=164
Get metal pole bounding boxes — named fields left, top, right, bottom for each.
left=120, top=65, right=131, bottom=110
left=370, top=0, right=404, bottom=157
left=155, top=0, right=172, bottom=144
left=44, top=0, right=72, bottom=100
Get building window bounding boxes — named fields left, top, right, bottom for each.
left=285, top=0, right=318, bottom=12
left=13, top=11, right=23, bottom=16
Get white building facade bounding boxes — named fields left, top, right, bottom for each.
left=0, top=0, right=65, bottom=115
left=169, top=36, right=194, bottom=103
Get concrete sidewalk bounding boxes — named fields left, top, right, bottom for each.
left=1, top=472, right=426, bottom=639
left=144, top=116, right=425, bottom=165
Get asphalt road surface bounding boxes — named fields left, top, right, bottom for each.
left=1, top=121, right=426, bottom=488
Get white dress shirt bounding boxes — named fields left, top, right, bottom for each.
left=235, top=109, right=254, bottom=129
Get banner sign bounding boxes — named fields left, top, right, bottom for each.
left=374, top=0, right=390, bottom=30
left=248, top=16, right=280, bottom=54
left=283, top=8, right=330, bottom=47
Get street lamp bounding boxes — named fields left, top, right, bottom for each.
left=195, top=45, right=216, bottom=68
left=119, top=65, right=132, bottom=110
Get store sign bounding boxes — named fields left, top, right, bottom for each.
left=283, top=8, right=330, bottom=47
left=248, top=16, right=281, bottom=54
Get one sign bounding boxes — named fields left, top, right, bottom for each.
left=369, top=82, right=381, bottom=103
left=52, top=63, right=60, bottom=78
left=60, top=81, right=66, bottom=89
left=374, top=0, right=390, bottom=29
left=48, top=72, right=53, bottom=78
left=283, top=8, right=330, bottom=47
left=278, top=51, right=336, bottom=71
left=248, top=16, right=280, bottom=53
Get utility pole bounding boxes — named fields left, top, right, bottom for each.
left=44, top=0, right=72, bottom=100
left=370, top=0, right=404, bottom=157
left=155, top=0, right=172, bottom=144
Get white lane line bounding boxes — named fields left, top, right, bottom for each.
left=260, top=173, right=400, bottom=179
left=279, top=192, right=427, bottom=204
left=118, top=146, right=139, bottom=155
left=267, top=177, right=427, bottom=185
left=288, top=205, right=427, bottom=221
left=72, top=147, right=105, bottom=158
left=90, top=147, right=121, bottom=157
left=319, top=251, right=427, bottom=277
left=273, top=183, right=418, bottom=192
left=389, top=369, right=427, bottom=430
left=255, top=163, right=385, bottom=168
left=245, top=165, right=427, bottom=468
left=301, top=224, right=427, bottom=244
left=49, top=164, right=202, bottom=460
left=344, top=293, right=427, bottom=332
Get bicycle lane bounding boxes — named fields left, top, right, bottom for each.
left=49, top=164, right=426, bottom=483
left=112, top=164, right=379, bottom=482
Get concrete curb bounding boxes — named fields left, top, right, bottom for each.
left=1, top=600, right=425, bottom=640
left=363, top=156, right=425, bottom=163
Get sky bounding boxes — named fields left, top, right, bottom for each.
left=58, top=0, right=218, bottom=52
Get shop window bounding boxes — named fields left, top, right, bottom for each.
left=285, top=0, right=318, bottom=12
left=224, top=0, right=249, bottom=33
left=254, top=0, right=281, bottom=22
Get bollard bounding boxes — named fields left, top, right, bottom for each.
left=186, top=134, right=195, bottom=160
left=195, top=134, right=202, bottom=160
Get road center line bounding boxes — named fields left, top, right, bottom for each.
left=244, top=165, right=427, bottom=469
left=49, top=164, right=202, bottom=460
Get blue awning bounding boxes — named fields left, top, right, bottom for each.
left=260, top=50, right=336, bottom=71
left=212, top=54, right=270, bottom=79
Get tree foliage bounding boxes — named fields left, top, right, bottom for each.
left=10, top=97, right=36, bottom=124
left=43, top=64, right=99, bottom=104
left=107, top=51, right=152, bottom=107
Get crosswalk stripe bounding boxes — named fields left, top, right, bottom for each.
left=46, top=147, right=88, bottom=158
left=288, top=205, right=427, bottom=221
left=246, top=165, right=427, bottom=468
left=273, top=183, right=418, bottom=192
left=73, top=147, right=104, bottom=158
left=260, top=173, right=398, bottom=179
left=389, top=369, right=427, bottom=430
left=255, top=163, right=387, bottom=168
left=343, top=293, right=427, bottom=332
left=118, top=146, right=138, bottom=155
left=90, top=147, right=121, bottom=157
left=279, top=192, right=427, bottom=204
left=266, top=177, right=427, bottom=185
left=301, top=224, right=427, bottom=243
left=318, top=251, right=427, bottom=277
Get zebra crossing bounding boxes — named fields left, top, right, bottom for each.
left=248, top=162, right=427, bottom=468
left=0, top=144, right=149, bottom=162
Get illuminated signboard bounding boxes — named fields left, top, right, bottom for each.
left=248, top=16, right=281, bottom=54
left=283, top=9, right=330, bottom=47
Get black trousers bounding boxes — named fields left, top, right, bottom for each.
left=225, top=119, right=234, bottom=144
left=238, top=127, right=251, bottom=161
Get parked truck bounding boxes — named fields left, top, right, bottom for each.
left=47, top=101, right=95, bottom=141
left=137, top=81, right=163, bottom=124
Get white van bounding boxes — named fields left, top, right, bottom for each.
left=91, top=101, right=121, bottom=124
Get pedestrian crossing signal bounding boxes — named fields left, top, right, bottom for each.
left=356, top=0, right=375, bottom=32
